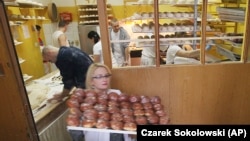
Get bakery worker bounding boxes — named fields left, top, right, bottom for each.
left=52, top=20, right=70, bottom=47
left=84, top=63, right=136, bottom=141
left=166, top=44, right=200, bottom=64
left=87, top=31, right=118, bottom=67
left=42, top=45, right=93, bottom=102
left=109, top=18, right=131, bottom=67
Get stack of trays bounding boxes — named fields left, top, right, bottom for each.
left=216, top=7, right=245, bottom=23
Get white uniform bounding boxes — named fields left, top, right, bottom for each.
left=93, top=41, right=118, bottom=67
left=166, top=45, right=200, bottom=64
left=52, top=30, right=69, bottom=47
left=111, top=30, right=125, bottom=67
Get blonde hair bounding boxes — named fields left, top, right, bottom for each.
left=85, top=63, right=112, bottom=89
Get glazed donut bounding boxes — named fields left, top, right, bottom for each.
left=110, top=121, right=124, bottom=130
left=66, top=114, right=80, bottom=126
left=96, top=119, right=110, bottom=129
left=108, top=106, right=120, bottom=114
left=129, top=95, right=141, bottom=103
left=111, top=113, right=123, bottom=122
left=120, top=101, right=131, bottom=109
left=108, top=92, right=119, bottom=101
left=120, top=108, right=133, bottom=116
left=144, top=109, right=155, bottom=116
left=66, top=98, right=80, bottom=108
left=97, top=98, right=108, bottom=105
left=69, top=107, right=82, bottom=117
left=118, top=93, right=129, bottom=102
left=73, top=88, right=86, bottom=98
left=70, top=93, right=84, bottom=103
left=147, top=114, right=159, bottom=124
left=159, top=116, right=170, bottom=125
left=155, top=110, right=166, bottom=117
left=84, top=96, right=97, bottom=105
left=150, top=96, right=161, bottom=104
left=132, top=102, right=143, bottom=110
left=82, top=119, right=97, bottom=128
left=83, top=109, right=98, bottom=120
left=123, top=122, right=137, bottom=131
left=143, top=102, right=153, bottom=110
left=94, top=104, right=107, bottom=112
left=135, top=116, right=148, bottom=125
left=98, top=111, right=110, bottom=121
left=97, top=93, right=108, bottom=100
left=80, top=103, right=93, bottom=112
left=123, top=115, right=135, bottom=123
left=85, top=90, right=97, bottom=97
left=133, top=109, right=145, bottom=116
left=108, top=101, right=119, bottom=107
left=140, top=96, right=150, bottom=104
left=153, top=103, right=164, bottom=111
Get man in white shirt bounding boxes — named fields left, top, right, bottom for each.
left=52, top=20, right=70, bottom=48
left=109, top=18, right=130, bottom=67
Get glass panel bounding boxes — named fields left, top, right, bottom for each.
left=110, top=0, right=156, bottom=67
left=204, top=1, right=246, bottom=63
left=159, top=1, right=201, bottom=65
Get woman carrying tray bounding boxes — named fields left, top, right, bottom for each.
left=84, top=63, right=136, bottom=141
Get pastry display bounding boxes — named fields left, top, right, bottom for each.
left=66, top=89, right=170, bottom=132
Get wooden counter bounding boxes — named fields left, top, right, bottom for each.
left=26, top=70, right=69, bottom=132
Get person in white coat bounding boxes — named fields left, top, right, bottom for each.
left=109, top=18, right=130, bottom=67
left=88, top=31, right=118, bottom=67
left=166, top=44, right=200, bottom=64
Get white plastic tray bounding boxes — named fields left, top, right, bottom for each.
left=67, top=126, right=137, bottom=135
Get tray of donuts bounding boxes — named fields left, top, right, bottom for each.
left=66, top=88, right=170, bottom=134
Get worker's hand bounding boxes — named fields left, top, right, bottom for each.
left=47, top=92, right=68, bottom=103
left=122, top=61, right=129, bottom=66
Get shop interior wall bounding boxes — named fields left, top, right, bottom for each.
left=110, top=64, right=250, bottom=124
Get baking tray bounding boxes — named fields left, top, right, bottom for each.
left=67, top=126, right=137, bottom=135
